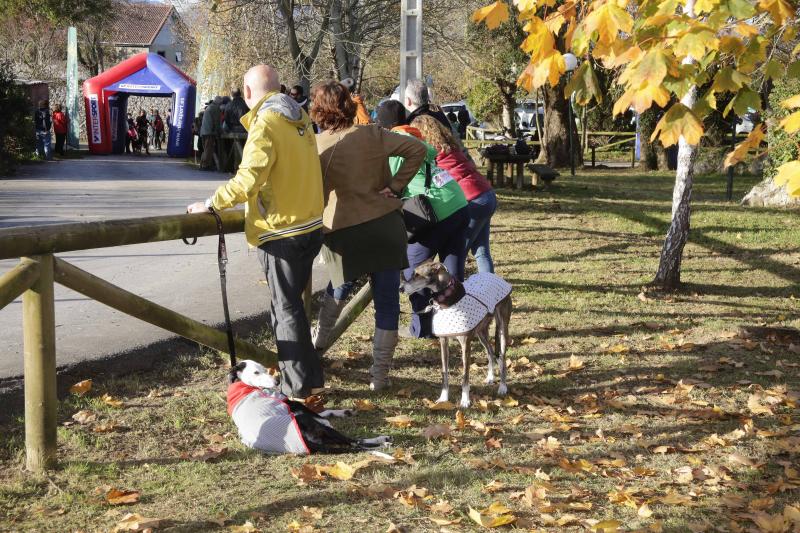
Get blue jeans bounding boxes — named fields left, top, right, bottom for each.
left=326, top=269, right=401, bottom=331
left=466, top=189, right=497, bottom=273
left=36, top=132, right=52, bottom=160
left=404, top=207, right=470, bottom=338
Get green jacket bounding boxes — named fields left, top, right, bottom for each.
left=390, top=131, right=466, bottom=221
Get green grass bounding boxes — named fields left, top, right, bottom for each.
left=1, top=169, right=798, bottom=532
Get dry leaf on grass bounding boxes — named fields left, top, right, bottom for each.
left=71, top=410, right=96, bottom=424
left=385, top=415, right=414, bottom=428
left=227, top=521, right=260, bottom=532
left=422, top=423, right=451, bottom=440
left=290, top=464, right=325, bottom=484
left=638, top=502, right=654, bottom=518
left=429, top=516, right=462, bottom=526
left=422, top=398, right=456, bottom=410
left=191, top=446, right=228, bottom=462
left=748, top=392, right=774, bottom=415
left=353, top=399, right=377, bottom=411
left=287, top=520, right=315, bottom=533
left=105, top=488, right=140, bottom=505
left=468, top=502, right=516, bottom=528
left=485, top=437, right=503, bottom=449
left=393, top=485, right=430, bottom=508
left=316, top=461, right=357, bottom=480
left=567, top=355, right=585, bottom=370
left=69, top=379, right=92, bottom=396
left=520, top=337, right=539, bottom=345
left=101, top=393, right=124, bottom=408
left=429, top=500, right=454, bottom=515
left=385, top=523, right=406, bottom=533
left=92, top=422, right=124, bottom=433
left=591, top=519, right=623, bottom=532
left=455, top=410, right=467, bottom=429
left=111, top=513, right=163, bottom=532
left=483, top=480, right=506, bottom=493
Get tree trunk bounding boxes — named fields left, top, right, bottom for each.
left=279, top=0, right=330, bottom=92
left=537, top=79, right=582, bottom=168
left=652, top=50, right=698, bottom=289
left=499, top=82, right=517, bottom=137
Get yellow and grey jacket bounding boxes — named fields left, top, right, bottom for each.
left=208, top=92, right=324, bottom=246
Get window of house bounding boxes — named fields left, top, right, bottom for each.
left=157, top=50, right=165, bottom=57
left=175, top=51, right=182, bottom=63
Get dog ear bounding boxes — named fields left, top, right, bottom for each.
left=227, top=361, right=246, bottom=384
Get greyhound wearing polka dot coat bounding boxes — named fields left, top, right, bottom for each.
left=402, top=262, right=513, bottom=409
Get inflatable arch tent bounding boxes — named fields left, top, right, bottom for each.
left=83, top=52, right=196, bottom=157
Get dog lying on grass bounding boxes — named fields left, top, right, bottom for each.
left=402, top=262, right=513, bottom=409
left=228, top=360, right=391, bottom=454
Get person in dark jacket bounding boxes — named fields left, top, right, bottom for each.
left=224, top=88, right=250, bottom=133
left=199, top=97, right=222, bottom=169
left=52, top=104, right=68, bottom=156
left=135, top=110, right=150, bottom=155
left=403, top=80, right=451, bottom=131
left=34, top=100, right=52, bottom=160
left=289, top=85, right=309, bottom=113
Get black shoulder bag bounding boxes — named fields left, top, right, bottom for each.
left=401, top=163, right=438, bottom=241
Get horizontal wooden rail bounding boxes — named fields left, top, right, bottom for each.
left=0, top=258, right=41, bottom=309
left=53, top=257, right=277, bottom=368
left=0, top=210, right=245, bottom=261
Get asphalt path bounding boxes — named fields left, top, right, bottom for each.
left=0, top=153, right=328, bottom=379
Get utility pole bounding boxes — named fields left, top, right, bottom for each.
left=399, top=0, right=423, bottom=104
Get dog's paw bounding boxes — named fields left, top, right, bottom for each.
left=436, top=391, right=450, bottom=403
left=497, top=383, right=508, bottom=397
left=459, top=397, right=471, bottom=409
left=484, top=375, right=495, bottom=385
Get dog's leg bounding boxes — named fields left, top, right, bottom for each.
left=358, top=435, right=392, bottom=448
left=318, top=409, right=355, bottom=419
left=437, top=337, right=450, bottom=403
left=495, top=297, right=512, bottom=397
left=477, top=324, right=496, bottom=385
left=458, top=335, right=472, bottom=409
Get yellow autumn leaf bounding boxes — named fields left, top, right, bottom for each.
left=472, top=1, right=511, bottom=30
left=515, top=0, right=539, bottom=12
left=759, top=0, right=794, bottom=26
left=521, top=17, right=556, bottom=63
left=780, top=94, right=800, bottom=109
left=592, top=519, right=622, bottom=532
left=781, top=111, right=800, bottom=133
left=385, top=414, right=414, bottom=428
left=613, top=83, right=671, bottom=116
left=773, top=161, right=800, bottom=197
left=422, top=398, right=456, bottom=410
left=651, top=103, right=704, bottom=147
left=354, top=399, right=377, bottom=411
left=468, top=505, right=516, bottom=528
left=584, top=2, right=633, bottom=45
left=100, top=393, right=124, bottom=408
left=69, top=379, right=92, bottom=396
left=317, top=461, right=356, bottom=480
left=105, top=488, right=141, bottom=505
left=695, top=0, right=721, bottom=13
left=724, top=124, right=765, bottom=168
left=518, top=50, right=566, bottom=90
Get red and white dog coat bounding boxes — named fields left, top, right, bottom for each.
left=227, top=382, right=310, bottom=455
left=431, top=273, right=512, bottom=336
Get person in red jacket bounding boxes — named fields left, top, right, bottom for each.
left=52, top=104, right=68, bottom=156
left=411, top=114, right=497, bottom=273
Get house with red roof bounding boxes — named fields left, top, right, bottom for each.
left=104, top=1, right=187, bottom=68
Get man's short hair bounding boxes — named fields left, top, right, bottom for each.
left=231, top=88, right=242, bottom=98
left=405, top=79, right=429, bottom=107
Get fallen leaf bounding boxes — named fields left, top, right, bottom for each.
left=92, top=422, right=122, bottom=433
left=748, top=393, right=774, bottom=415
left=71, top=410, right=96, bottom=424
left=286, top=520, right=314, bottom=533
left=317, top=461, right=357, bottom=481
left=429, top=499, right=454, bottom=515
left=485, top=437, right=503, bottom=449
left=111, top=513, right=163, bottom=532
left=455, top=410, right=467, bottom=429
left=385, top=415, right=414, bottom=428
left=567, top=355, right=585, bottom=370
left=638, top=502, right=654, bottom=518
left=592, top=519, right=623, bottom=532
left=353, top=399, right=377, bottom=411
left=385, top=523, right=406, bottom=533
left=101, top=393, right=124, bottom=408
left=521, top=337, right=539, bottom=345
left=105, top=488, right=140, bottom=505
left=422, top=424, right=451, bottom=440
left=191, top=446, right=228, bottom=462
left=728, top=453, right=757, bottom=468
left=483, top=480, right=506, bottom=493
left=468, top=504, right=516, bottom=528
left=422, top=398, right=456, bottom=410
left=69, top=379, right=92, bottom=396
left=227, top=521, right=260, bottom=532
left=290, top=464, right=325, bottom=484
left=429, top=516, right=462, bottom=526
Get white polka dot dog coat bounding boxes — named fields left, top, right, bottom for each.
left=432, top=273, right=512, bottom=336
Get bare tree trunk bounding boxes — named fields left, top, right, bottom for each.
left=498, top=82, right=517, bottom=137
left=279, top=0, right=331, bottom=92
left=652, top=0, right=698, bottom=291
left=537, top=80, right=582, bottom=167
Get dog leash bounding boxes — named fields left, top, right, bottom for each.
left=183, top=209, right=237, bottom=367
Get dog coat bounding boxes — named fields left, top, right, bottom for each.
left=431, top=273, right=512, bottom=336
left=227, top=382, right=310, bottom=455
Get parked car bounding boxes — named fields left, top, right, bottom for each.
left=515, top=99, right=544, bottom=131
left=736, top=110, right=760, bottom=134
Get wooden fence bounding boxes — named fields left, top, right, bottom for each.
left=0, top=211, right=374, bottom=472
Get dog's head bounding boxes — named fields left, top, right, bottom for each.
left=228, top=360, right=278, bottom=389
left=402, top=261, right=453, bottom=295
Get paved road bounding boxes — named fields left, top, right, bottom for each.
left=0, top=153, right=328, bottom=379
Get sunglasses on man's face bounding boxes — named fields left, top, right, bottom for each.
left=290, top=92, right=299, bottom=98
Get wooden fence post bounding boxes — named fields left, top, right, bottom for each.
left=22, top=254, right=57, bottom=472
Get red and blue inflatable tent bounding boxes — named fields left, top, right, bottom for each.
left=83, top=52, right=196, bottom=157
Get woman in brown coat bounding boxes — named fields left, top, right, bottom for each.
left=310, top=81, right=426, bottom=390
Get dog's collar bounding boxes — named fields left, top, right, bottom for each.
left=433, top=278, right=466, bottom=309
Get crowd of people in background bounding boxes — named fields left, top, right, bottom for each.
left=126, top=108, right=171, bottom=155
left=188, top=65, right=497, bottom=401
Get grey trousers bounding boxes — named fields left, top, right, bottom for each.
left=258, top=229, right=323, bottom=398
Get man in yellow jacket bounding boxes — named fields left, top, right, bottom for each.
left=188, top=64, right=324, bottom=399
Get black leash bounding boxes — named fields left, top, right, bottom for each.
left=183, top=209, right=237, bottom=367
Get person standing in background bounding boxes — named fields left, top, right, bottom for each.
left=34, top=100, right=52, bottom=160
left=52, top=104, right=68, bottom=156
left=199, top=97, right=222, bottom=169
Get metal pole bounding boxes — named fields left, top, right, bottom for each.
left=23, top=254, right=57, bottom=472
left=727, top=118, right=735, bottom=202
left=399, top=0, right=423, bottom=104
